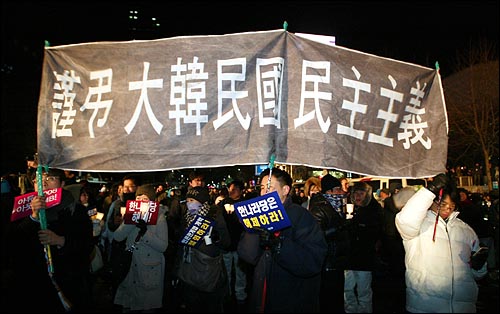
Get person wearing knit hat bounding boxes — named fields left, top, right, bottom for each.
left=186, top=186, right=210, bottom=204
left=321, top=174, right=341, bottom=193
left=389, top=182, right=403, bottom=195
left=179, top=185, right=231, bottom=312
left=113, top=183, right=168, bottom=312
left=309, top=173, right=349, bottom=313
left=184, top=186, right=211, bottom=223
left=136, top=184, right=157, bottom=201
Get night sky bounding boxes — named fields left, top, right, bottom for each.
left=1, top=0, right=498, bottom=175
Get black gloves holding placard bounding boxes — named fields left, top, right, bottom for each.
left=136, top=219, right=148, bottom=237
left=427, top=173, right=449, bottom=197
left=471, top=246, right=489, bottom=270
left=254, top=227, right=281, bottom=252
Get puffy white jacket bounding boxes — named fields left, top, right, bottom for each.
left=395, top=188, right=487, bottom=313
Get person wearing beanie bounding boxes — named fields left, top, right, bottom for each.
left=180, top=187, right=231, bottom=312
left=185, top=186, right=210, bottom=205
left=389, top=182, right=403, bottom=195
left=135, top=184, right=157, bottom=202
left=309, top=174, right=349, bottom=313
left=321, top=174, right=341, bottom=194
left=113, top=183, right=168, bottom=312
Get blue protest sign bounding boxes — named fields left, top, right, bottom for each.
left=179, top=214, right=215, bottom=247
left=233, top=191, right=291, bottom=232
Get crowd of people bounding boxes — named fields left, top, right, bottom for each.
left=1, top=164, right=499, bottom=313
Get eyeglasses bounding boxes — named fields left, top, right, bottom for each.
left=32, top=176, right=59, bottom=183
left=437, top=201, right=456, bottom=210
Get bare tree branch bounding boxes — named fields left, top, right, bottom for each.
left=443, top=40, right=499, bottom=191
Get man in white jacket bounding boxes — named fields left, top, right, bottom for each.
left=395, top=173, right=488, bottom=313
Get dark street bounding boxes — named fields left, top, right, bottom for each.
left=86, top=264, right=499, bottom=313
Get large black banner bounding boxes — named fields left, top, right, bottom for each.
left=37, top=29, right=448, bottom=178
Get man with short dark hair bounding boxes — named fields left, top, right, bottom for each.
left=188, top=170, right=205, bottom=189
left=238, top=167, right=327, bottom=313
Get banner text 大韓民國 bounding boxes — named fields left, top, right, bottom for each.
left=37, top=29, right=448, bottom=178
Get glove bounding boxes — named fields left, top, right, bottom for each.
left=136, top=219, right=148, bottom=237
left=471, top=247, right=489, bottom=270
left=254, top=227, right=281, bottom=251
left=427, top=173, right=449, bottom=196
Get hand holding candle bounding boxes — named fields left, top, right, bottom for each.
left=346, top=203, right=354, bottom=219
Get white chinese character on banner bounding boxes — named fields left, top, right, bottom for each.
left=213, top=58, right=250, bottom=130
left=398, top=81, right=431, bottom=149
left=294, top=60, right=332, bottom=133
left=125, top=62, right=163, bottom=135
left=337, top=66, right=371, bottom=140
left=51, top=70, right=81, bottom=137
left=80, top=69, right=113, bottom=138
left=169, top=57, right=209, bottom=135
left=367, top=75, right=403, bottom=147
left=256, top=57, right=284, bottom=128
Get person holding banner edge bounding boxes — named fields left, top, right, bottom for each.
left=4, top=167, right=93, bottom=312
left=237, top=167, right=327, bottom=313
left=395, top=173, right=489, bottom=313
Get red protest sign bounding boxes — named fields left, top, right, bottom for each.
left=11, top=188, right=62, bottom=222
left=122, top=200, right=159, bottom=225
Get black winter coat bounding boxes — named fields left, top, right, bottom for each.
left=238, top=197, right=327, bottom=313
left=219, top=197, right=245, bottom=251
left=5, top=189, right=93, bottom=312
left=346, top=197, right=383, bottom=271
left=309, top=193, right=351, bottom=271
